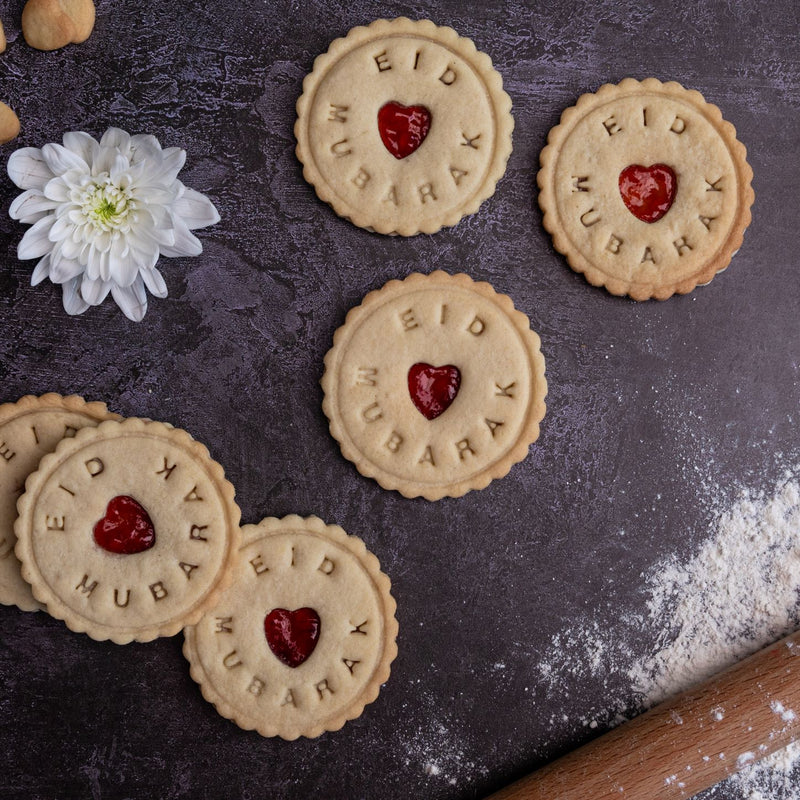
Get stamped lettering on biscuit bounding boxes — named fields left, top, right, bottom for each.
left=14, top=418, right=240, bottom=642
left=0, top=394, right=119, bottom=612
left=538, top=78, right=754, bottom=300
left=0, top=440, right=16, bottom=463
left=183, top=515, right=398, bottom=740
left=321, top=272, right=547, bottom=500
left=295, top=18, right=514, bottom=235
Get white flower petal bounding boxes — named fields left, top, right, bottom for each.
left=110, top=153, right=131, bottom=183
left=59, top=234, right=84, bottom=261
left=49, top=241, right=82, bottom=280
left=86, top=245, right=102, bottom=280
left=100, top=250, right=111, bottom=282
left=129, top=134, right=162, bottom=163
left=141, top=203, right=174, bottom=230
left=63, top=167, right=91, bottom=190
left=94, top=229, right=113, bottom=252
left=126, top=159, right=146, bottom=184
left=109, top=239, right=139, bottom=288
left=81, top=274, right=112, bottom=306
left=159, top=217, right=201, bottom=257
left=18, top=216, right=55, bottom=260
left=7, top=148, right=53, bottom=190
left=112, top=233, right=130, bottom=259
left=41, top=142, right=89, bottom=175
left=112, top=278, right=147, bottom=322
left=141, top=147, right=186, bottom=187
left=49, top=214, right=76, bottom=243
left=49, top=254, right=85, bottom=284
left=62, top=276, right=90, bottom=316
left=43, top=176, right=72, bottom=202
left=130, top=237, right=160, bottom=271
left=92, top=145, right=122, bottom=176
left=100, top=127, right=132, bottom=155
left=31, top=254, right=51, bottom=286
left=162, top=146, right=184, bottom=163
left=141, top=267, right=168, bottom=298
left=9, top=189, right=56, bottom=224
left=89, top=246, right=113, bottom=282
left=137, top=185, right=177, bottom=205
left=135, top=215, right=175, bottom=247
left=173, top=186, right=220, bottom=230
left=62, top=131, right=99, bottom=166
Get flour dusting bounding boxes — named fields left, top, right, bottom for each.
left=399, top=696, right=488, bottom=787
left=629, top=475, right=800, bottom=706
left=539, top=470, right=800, bottom=800
left=727, top=741, right=800, bottom=800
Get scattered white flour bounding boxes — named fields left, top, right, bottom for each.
left=632, top=472, right=800, bottom=799
left=538, top=470, right=800, bottom=800
left=736, top=752, right=755, bottom=768
left=399, top=698, right=488, bottom=788
left=726, top=741, right=800, bottom=800
left=407, top=470, right=800, bottom=797
left=771, top=701, right=797, bottom=724
left=627, top=476, right=800, bottom=707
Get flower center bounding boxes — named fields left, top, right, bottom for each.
left=81, top=178, right=135, bottom=232
left=94, top=197, right=118, bottom=222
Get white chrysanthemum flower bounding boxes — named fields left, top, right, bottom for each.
left=7, top=127, right=220, bottom=321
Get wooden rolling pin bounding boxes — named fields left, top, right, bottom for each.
left=488, top=629, right=800, bottom=799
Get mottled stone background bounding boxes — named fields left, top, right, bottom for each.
left=0, top=1, right=798, bottom=798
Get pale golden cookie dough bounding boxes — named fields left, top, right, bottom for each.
left=0, top=393, right=119, bottom=612
left=321, top=271, right=547, bottom=500
left=183, top=515, right=398, bottom=740
left=538, top=78, right=754, bottom=300
left=295, top=17, right=514, bottom=235
left=15, top=418, right=241, bottom=643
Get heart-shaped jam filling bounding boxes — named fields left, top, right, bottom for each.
left=377, top=102, right=431, bottom=159
left=93, top=495, right=156, bottom=555
left=264, top=607, right=321, bottom=668
left=408, top=363, right=461, bottom=420
left=618, top=164, right=677, bottom=223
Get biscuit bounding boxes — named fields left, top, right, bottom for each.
left=183, top=515, right=398, bottom=739
left=295, top=17, right=514, bottom=235
left=321, top=271, right=547, bottom=499
left=15, top=418, right=241, bottom=642
left=538, top=78, right=754, bottom=299
left=0, top=393, right=118, bottom=612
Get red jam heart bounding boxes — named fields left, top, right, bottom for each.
left=264, top=607, right=321, bottom=668
left=619, top=164, right=677, bottom=223
left=377, top=102, right=431, bottom=159
left=93, top=495, right=156, bottom=555
left=408, top=363, right=461, bottom=420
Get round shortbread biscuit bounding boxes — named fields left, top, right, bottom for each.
left=183, top=515, right=398, bottom=740
left=0, top=393, right=119, bottom=612
left=321, top=271, right=547, bottom=500
left=295, top=17, right=514, bottom=235
left=15, top=418, right=241, bottom=642
left=538, top=78, right=754, bottom=300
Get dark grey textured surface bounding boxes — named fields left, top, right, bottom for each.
left=0, top=1, right=798, bottom=798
